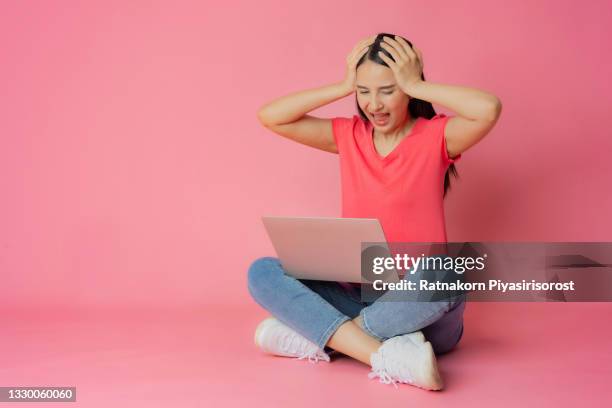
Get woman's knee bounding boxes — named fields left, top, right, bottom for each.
left=247, top=256, right=282, bottom=296
left=359, top=300, right=451, bottom=340
left=425, top=321, right=464, bottom=355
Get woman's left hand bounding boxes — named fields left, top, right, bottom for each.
left=377, top=36, right=424, bottom=95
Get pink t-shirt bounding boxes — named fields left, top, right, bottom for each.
left=331, top=113, right=460, bottom=243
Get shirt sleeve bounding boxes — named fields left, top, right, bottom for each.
left=331, top=116, right=356, bottom=154
left=431, top=113, right=461, bottom=166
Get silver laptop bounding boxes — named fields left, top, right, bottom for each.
left=261, top=216, right=389, bottom=283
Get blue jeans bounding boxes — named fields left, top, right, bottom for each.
left=247, top=256, right=466, bottom=355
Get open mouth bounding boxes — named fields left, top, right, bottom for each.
left=371, top=113, right=390, bottom=125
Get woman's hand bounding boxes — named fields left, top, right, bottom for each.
left=340, top=35, right=376, bottom=94
left=377, top=36, right=424, bottom=95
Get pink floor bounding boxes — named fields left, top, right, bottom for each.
left=2, top=303, right=611, bottom=407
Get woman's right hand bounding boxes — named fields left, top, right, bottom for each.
left=340, top=35, right=376, bottom=94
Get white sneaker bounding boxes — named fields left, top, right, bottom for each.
left=369, top=335, right=443, bottom=390
left=405, top=331, right=426, bottom=345
left=254, top=317, right=330, bottom=363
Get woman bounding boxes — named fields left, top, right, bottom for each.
left=248, top=33, right=501, bottom=391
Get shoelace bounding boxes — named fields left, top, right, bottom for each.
left=368, top=367, right=399, bottom=388
left=278, top=331, right=326, bottom=364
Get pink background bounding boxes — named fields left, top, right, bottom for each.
left=2, top=0, right=611, bottom=311
left=1, top=1, right=612, bottom=406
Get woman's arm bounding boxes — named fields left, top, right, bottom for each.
left=256, top=82, right=351, bottom=153
left=257, top=82, right=351, bottom=127
left=403, top=81, right=502, bottom=158
left=377, top=35, right=502, bottom=158
left=256, top=35, right=375, bottom=154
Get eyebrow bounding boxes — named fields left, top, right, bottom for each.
left=356, top=84, right=396, bottom=90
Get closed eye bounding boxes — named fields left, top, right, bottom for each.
left=359, top=90, right=394, bottom=95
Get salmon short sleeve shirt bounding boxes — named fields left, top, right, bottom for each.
left=331, top=113, right=460, bottom=243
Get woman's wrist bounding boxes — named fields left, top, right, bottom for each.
left=402, top=79, right=426, bottom=98
left=334, top=81, right=355, bottom=97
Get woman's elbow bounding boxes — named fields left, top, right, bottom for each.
left=256, top=107, right=271, bottom=127
left=484, top=97, right=502, bottom=122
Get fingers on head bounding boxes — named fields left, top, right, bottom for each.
left=380, top=42, right=402, bottom=62
left=383, top=35, right=418, bottom=60
left=377, top=51, right=395, bottom=68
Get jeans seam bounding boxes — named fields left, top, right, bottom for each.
left=359, top=309, right=385, bottom=342
left=316, top=315, right=350, bottom=350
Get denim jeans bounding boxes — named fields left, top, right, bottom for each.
left=247, top=256, right=466, bottom=355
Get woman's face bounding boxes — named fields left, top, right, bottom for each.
left=355, top=60, right=410, bottom=131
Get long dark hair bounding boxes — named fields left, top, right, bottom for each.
left=355, top=32, right=458, bottom=198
